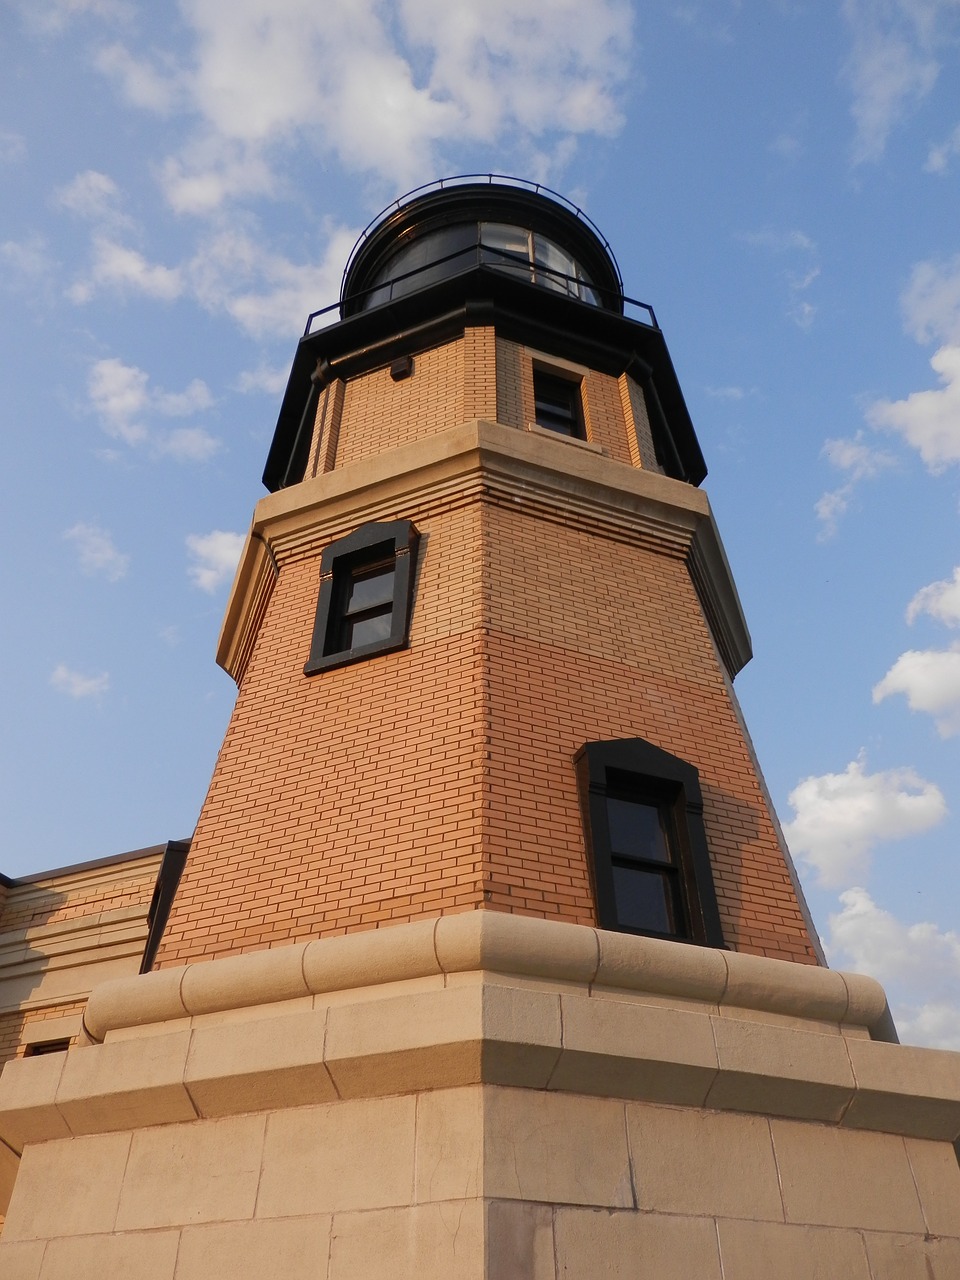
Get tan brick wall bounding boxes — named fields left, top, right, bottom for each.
left=478, top=500, right=813, bottom=959
left=158, top=478, right=816, bottom=966
left=0, top=1001, right=87, bottom=1070
left=0, top=871, right=159, bottom=935
left=157, top=499, right=489, bottom=965
left=620, top=372, right=663, bottom=472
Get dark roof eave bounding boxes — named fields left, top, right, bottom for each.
left=263, top=268, right=706, bottom=491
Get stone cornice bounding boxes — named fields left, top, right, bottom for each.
left=218, top=421, right=751, bottom=682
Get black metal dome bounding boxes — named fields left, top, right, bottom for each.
left=340, top=175, right=624, bottom=318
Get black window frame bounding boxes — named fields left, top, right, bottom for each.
left=304, top=519, right=419, bottom=675
left=574, top=738, right=725, bottom=948
left=533, top=366, right=585, bottom=439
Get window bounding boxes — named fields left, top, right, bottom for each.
left=305, top=520, right=419, bottom=674
left=25, top=1039, right=71, bottom=1056
left=575, top=738, right=725, bottom=947
left=533, top=368, right=584, bottom=438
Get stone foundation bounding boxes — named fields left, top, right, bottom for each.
left=0, top=913, right=958, bottom=1278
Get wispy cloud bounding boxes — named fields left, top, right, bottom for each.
left=841, top=0, right=940, bottom=164
left=782, top=755, right=946, bottom=888
left=237, top=364, right=289, bottom=396
left=0, top=130, right=26, bottom=164
left=873, top=644, right=960, bottom=736
left=739, top=227, right=820, bottom=329
left=64, top=522, right=130, bottom=581
left=925, top=121, right=960, bottom=173
left=87, top=356, right=218, bottom=459
left=186, top=530, right=245, bottom=592
left=49, top=663, right=110, bottom=698
left=815, top=432, right=896, bottom=539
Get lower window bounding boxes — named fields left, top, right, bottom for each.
left=305, top=519, right=419, bottom=674
left=575, top=738, right=725, bottom=947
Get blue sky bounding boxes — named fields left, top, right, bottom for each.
left=2, top=0, right=959, bottom=1046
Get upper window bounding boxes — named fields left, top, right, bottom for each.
left=575, top=738, right=725, bottom=947
left=533, top=369, right=584, bottom=438
left=305, top=520, right=419, bottom=674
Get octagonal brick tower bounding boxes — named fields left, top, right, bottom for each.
left=153, top=177, right=821, bottom=969
left=5, top=179, right=960, bottom=1280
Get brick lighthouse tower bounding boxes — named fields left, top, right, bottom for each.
left=1, top=178, right=958, bottom=1276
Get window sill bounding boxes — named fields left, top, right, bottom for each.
left=524, top=422, right=604, bottom=454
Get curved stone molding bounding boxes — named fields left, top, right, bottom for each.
left=84, top=912, right=893, bottom=1045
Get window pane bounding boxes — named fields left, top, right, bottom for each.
left=346, top=609, right=394, bottom=649
left=346, top=563, right=395, bottom=614
left=606, top=797, right=671, bottom=863
left=611, top=864, right=676, bottom=934
left=534, top=372, right=580, bottom=436
left=533, top=235, right=578, bottom=296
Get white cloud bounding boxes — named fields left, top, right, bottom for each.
left=92, top=0, right=631, bottom=207
left=0, top=130, right=26, bottom=164
left=94, top=42, right=181, bottom=114
left=64, top=522, right=129, bottom=581
left=815, top=432, right=896, bottom=539
left=906, top=566, right=960, bottom=627
left=782, top=756, right=947, bottom=887
left=867, top=344, right=960, bottom=470
left=873, top=645, right=960, bottom=736
left=18, top=0, right=129, bottom=34
left=186, top=530, right=245, bottom=592
left=828, top=887, right=960, bottom=1049
left=705, top=385, right=747, bottom=401
left=55, top=170, right=128, bottom=225
left=158, top=426, right=220, bottom=462
left=237, top=364, right=289, bottom=396
left=87, top=356, right=218, bottom=458
left=841, top=0, right=940, bottom=164
left=49, top=664, right=110, bottom=698
left=69, top=236, right=183, bottom=304
left=925, top=120, right=960, bottom=173
left=901, top=254, right=960, bottom=345
left=0, top=236, right=55, bottom=292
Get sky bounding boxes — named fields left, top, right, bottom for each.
left=2, top=0, right=960, bottom=1048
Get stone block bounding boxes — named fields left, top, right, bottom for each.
left=36, top=1230, right=180, bottom=1280
left=721, top=950, right=849, bottom=1023
left=303, top=917, right=442, bottom=993
left=553, top=1207, right=723, bottom=1278
left=480, top=982, right=562, bottom=1087
left=180, top=944, right=311, bottom=1015
left=0, top=1240, right=44, bottom=1280
left=770, top=1118, right=926, bottom=1232
left=706, top=1017, right=855, bottom=1121
left=434, top=910, right=599, bottom=984
left=626, top=1103, right=783, bottom=1221
left=114, top=1114, right=265, bottom=1230
left=84, top=967, right=188, bottom=1043
left=324, top=987, right=481, bottom=1098
left=549, top=993, right=718, bottom=1104
left=328, top=1201, right=483, bottom=1280
left=56, top=1030, right=196, bottom=1135
left=904, top=1136, right=960, bottom=1236
left=414, top=1085, right=483, bottom=1202
left=176, top=1217, right=332, bottom=1280
left=594, top=928, right=726, bottom=1003
left=715, top=1219, right=871, bottom=1278
left=484, top=1087, right=633, bottom=1208
left=843, top=1038, right=960, bottom=1140
left=185, top=1007, right=337, bottom=1118
left=257, top=1095, right=416, bottom=1217
left=0, top=1053, right=71, bottom=1150
left=486, top=1201, right=555, bottom=1280
left=864, top=1231, right=960, bottom=1279
left=2, top=1131, right=131, bottom=1241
